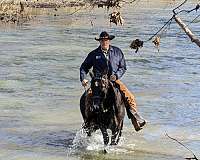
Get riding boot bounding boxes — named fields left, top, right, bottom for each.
left=127, top=103, right=146, bottom=131
left=130, top=115, right=141, bottom=131
left=126, top=107, right=146, bottom=131
left=115, top=79, right=146, bottom=131
left=131, top=111, right=146, bottom=129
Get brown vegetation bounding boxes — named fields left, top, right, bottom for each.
left=109, top=11, right=124, bottom=25
left=0, top=1, right=32, bottom=24
left=0, top=0, right=124, bottom=25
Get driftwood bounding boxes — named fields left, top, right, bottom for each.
left=166, top=133, right=199, bottom=160
left=174, top=16, right=200, bottom=47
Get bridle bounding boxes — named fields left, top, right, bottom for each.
left=91, top=74, right=109, bottom=112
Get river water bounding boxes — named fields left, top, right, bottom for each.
left=0, top=0, right=200, bottom=159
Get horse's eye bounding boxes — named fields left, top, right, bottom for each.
left=95, top=81, right=98, bottom=87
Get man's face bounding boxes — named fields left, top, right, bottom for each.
left=100, top=38, right=110, bottom=50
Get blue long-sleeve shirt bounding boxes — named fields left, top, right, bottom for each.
left=80, top=45, right=127, bottom=82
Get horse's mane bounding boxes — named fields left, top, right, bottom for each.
left=103, top=81, right=120, bottom=113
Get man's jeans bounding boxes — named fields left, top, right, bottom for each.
left=115, top=79, right=137, bottom=113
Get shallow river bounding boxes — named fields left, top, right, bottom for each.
left=0, top=0, right=200, bottom=159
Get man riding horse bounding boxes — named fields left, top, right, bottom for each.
left=80, top=31, right=146, bottom=132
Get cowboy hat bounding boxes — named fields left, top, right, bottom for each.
left=95, top=31, right=115, bottom=41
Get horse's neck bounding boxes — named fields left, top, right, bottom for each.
left=108, top=81, right=117, bottom=94
left=105, top=83, right=116, bottom=103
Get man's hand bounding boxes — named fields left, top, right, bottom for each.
left=82, top=79, right=89, bottom=87
left=110, top=74, right=117, bottom=82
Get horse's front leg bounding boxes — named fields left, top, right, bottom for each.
left=111, top=125, right=120, bottom=145
left=100, top=126, right=109, bottom=146
left=110, top=120, right=123, bottom=145
left=115, top=120, right=123, bottom=144
left=82, top=121, right=92, bottom=137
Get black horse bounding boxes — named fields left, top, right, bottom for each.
left=80, top=73, right=125, bottom=145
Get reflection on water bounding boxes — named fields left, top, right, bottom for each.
left=0, top=0, right=200, bottom=159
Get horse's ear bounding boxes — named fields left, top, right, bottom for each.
left=89, top=71, right=94, bottom=78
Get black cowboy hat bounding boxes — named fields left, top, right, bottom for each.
left=95, top=31, right=115, bottom=41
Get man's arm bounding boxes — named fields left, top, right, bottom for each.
left=115, top=49, right=127, bottom=79
left=80, top=52, right=93, bottom=82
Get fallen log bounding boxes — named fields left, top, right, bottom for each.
left=174, top=15, right=200, bottom=47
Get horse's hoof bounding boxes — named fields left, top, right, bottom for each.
left=110, top=142, right=117, bottom=145
left=103, top=149, right=107, bottom=154
left=87, top=132, right=91, bottom=137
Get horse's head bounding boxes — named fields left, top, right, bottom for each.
left=90, top=73, right=109, bottom=113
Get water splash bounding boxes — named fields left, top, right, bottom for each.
left=67, top=127, right=136, bottom=158
left=67, top=128, right=105, bottom=156
left=68, top=128, right=88, bottom=154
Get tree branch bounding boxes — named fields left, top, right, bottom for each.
left=174, top=16, right=200, bottom=47
left=166, top=133, right=199, bottom=160
left=173, top=0, right=188, bottom=15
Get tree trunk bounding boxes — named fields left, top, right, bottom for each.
left=174, top=16, right=200, bottom=47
